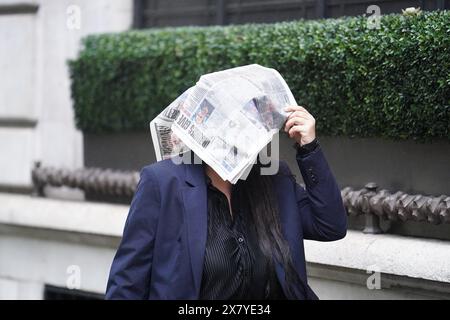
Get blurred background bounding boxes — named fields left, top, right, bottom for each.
left=0, top=0, right=449, bottom=299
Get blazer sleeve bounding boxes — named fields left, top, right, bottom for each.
left=286, top=146, right=347, bottom=241
left=105, top=166, right=161, bottom=299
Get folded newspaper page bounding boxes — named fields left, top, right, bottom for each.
left=150, top=64, right=297, bottom=183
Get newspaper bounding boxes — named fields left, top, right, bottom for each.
left=150, top=64, right=297, bottom=183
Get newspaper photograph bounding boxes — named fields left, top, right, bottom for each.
left=150, top=64, right=297, bottom=183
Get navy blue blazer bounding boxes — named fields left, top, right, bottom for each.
left=105, top=147, right=347, bottom=300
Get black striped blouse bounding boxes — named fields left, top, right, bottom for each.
left=199, top=176, right=286, bottom=300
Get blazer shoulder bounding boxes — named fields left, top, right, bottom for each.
left=277, top=160, right=292, bottom=174
left=266, top=160, right=297, bottom=188
left=274, top=160, right=296, bottom=179
left=140, top=159, right=186, bottom=186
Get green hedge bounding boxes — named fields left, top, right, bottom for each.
left=69, top=11, right=450, bottom=140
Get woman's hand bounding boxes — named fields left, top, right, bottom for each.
left=283, top=105, right=316, bottom=146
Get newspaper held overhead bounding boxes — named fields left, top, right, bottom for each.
left=150, top=64, right=297, bottom=184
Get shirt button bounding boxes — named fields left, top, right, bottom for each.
left=238, top=237, right=244, bottom=243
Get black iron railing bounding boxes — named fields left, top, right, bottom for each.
left=32, top=163, right=450, bottom=233
left=133, top=0, right=448, bottom=29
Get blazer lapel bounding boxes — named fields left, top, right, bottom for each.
left=182, top=163, right=208, bottom=298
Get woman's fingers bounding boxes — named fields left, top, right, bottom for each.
left=284, top=116, right=306, bottom=132
left=284, top=105, right=310, bottom=115
left=284, top=104, right=316, bottom=144
left=287, top=110, right=310, bottom=120
left=288, top=124, right=307, bottom=138
left=284, top=105, right=307, bottom=111
left=284, top=106, right=311, bottom=132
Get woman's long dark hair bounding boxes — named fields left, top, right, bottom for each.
left=240, top=160, right=306, bottom=299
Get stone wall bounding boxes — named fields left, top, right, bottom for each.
left=0, top=0, right=133, bottom=191
left=1, top=192, right=449, bottom=299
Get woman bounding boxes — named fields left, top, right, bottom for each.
left=105, top=105, right=347, bottom=300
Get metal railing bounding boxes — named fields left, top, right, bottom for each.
left=342, top=183, right=450, bottom=233
left=31, top=162, right=139, bottom=199
left=32, top=163, right=450, bottom=233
